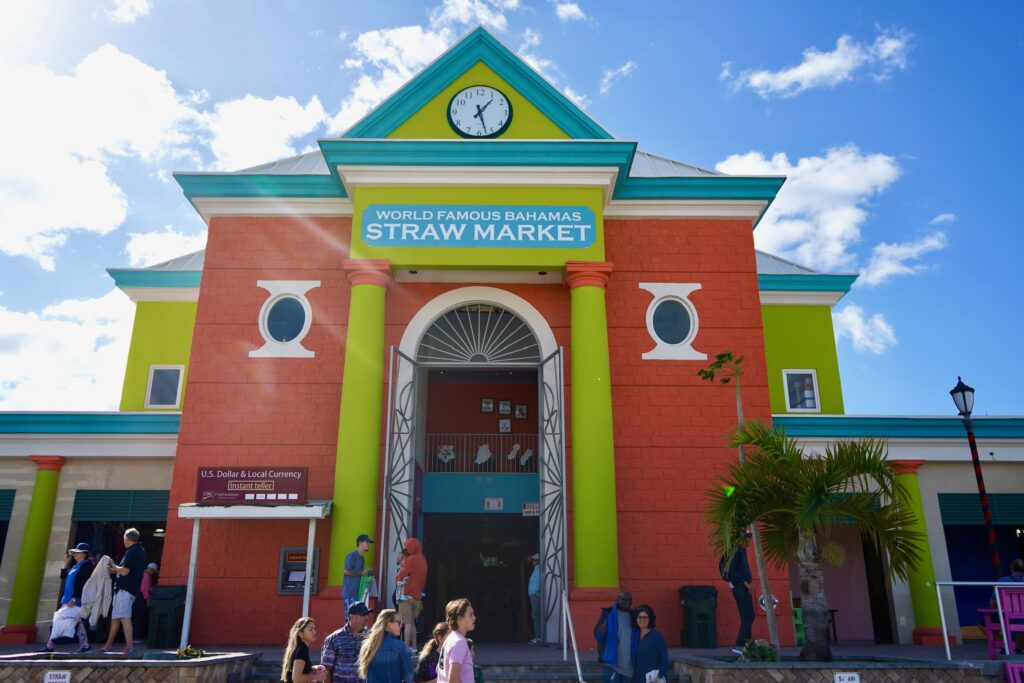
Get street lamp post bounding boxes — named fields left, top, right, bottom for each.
left=950, top=377, right=1003, bottom=579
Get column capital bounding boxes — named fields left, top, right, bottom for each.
left=29, top=456, right=66, bottom=472
left=564, top=261, right=614, bottom=289
left=343, top=259, right=392, bottom=288
left=891, top=459, right=926, bottom=475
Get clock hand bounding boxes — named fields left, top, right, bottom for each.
left=478, top=98, right=494, bottom=114
left=473, top=104, right=487, bottom=132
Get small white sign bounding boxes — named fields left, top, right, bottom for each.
left=483, top=497, right=504, bottom=511
left=834, top=674, right=860, bottom=683
left=44, top=672, right=72, bottom=683
left=522, top=502, right=540, bottom=517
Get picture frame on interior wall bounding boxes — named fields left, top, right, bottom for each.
left=498, top=418, right=512, bottom=433
left=481, top=398, right=494, bottom=413
left=514, top=404, right=528, bottom=419
left=782, top=369, right=821, bottom=413
left=144, top=365, right=185, bottom=409
left=499, top=400, right=512, bottom=415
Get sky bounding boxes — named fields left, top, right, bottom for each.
left=0, top=1, right=1022, bottom=416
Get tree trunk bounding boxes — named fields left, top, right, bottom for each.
left=735, top=376, right=780, bottom=649
left=796, top=530, right=832, bottom=661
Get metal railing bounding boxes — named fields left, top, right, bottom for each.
left=935, top=580, right=1019, bottom=660
left=563, top=592, right=584, bottom=683
left=424, top=433, right=539, bottom=473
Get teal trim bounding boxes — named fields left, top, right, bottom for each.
left=938, top=493, right=1024, bottom=525
left=174, top=173, right=344, bottom=200
left=0, top=413, right=180, bottom=435
left=72, top=489, right=170, bottom=522
left=422, top=473, right=538, bottom=513
left=106, top=269, right=201, bottom=289
left=773, top=415, right=1024, bottom=440
left=0, top=489, right=14, bottom=521
left=614, top=175, right=785, bottom=201
left=343, top=27, right=611, bottom=140
left=758, top=273, right=859, bottom=293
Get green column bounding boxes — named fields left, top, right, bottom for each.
left=3, top=456, right=65, bottom=638
left=565, top=262, right=619, bottom=587
left=328, top=260, right=390, bottom=585
left=893, top=460, right=943, bottom=644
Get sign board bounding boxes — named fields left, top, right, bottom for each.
left=44, top=673, right=72, bottom=683
left=834, top=674, right=860, bottom=683
left=196, top=467, right=307, bottom=505
left=362, top=204, right=597, bottom=249
left=483, top=497, right=504, bottom=511
left=522, top=502, right=540, bottom=517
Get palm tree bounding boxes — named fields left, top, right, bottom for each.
left=706, top=421, right=924, bottom=661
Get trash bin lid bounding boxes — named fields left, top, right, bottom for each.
left=681, top=585, right=718, bottom=600
left=149, top=585, right=187, bottom=599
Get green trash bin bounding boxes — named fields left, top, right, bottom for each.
left=147, top=585, right=186, bottom=649
left=680, top=585, right=718, bottom=648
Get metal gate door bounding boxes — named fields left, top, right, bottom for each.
left=538, top=347, right=567, bottom=642
left=377, top=346, right=420, bottom=603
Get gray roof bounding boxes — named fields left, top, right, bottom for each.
left=754, top=251, right=820, bottom=275
left=235, top=148, right=721, bottom=178
left=144, top=250, right=205, bottom=271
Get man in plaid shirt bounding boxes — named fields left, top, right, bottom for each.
left=321, top=601, right=371, bottom=682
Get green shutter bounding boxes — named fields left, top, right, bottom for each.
left=0, top=489, right=14, bottom=521
left=72, top=490, right=170, bottom=522
left=938, top=493, right=1024, bottom=525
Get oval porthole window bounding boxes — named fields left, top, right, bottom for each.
left=651, top=298, right=692, bottom=345
left=266, top=296, right=306, bottom=342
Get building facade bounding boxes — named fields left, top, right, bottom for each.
left=1, top=28, right=1022, bottom=648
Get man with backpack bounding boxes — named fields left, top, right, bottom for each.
left=720, top=531, right=755, bottom=655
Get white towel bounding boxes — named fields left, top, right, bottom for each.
left=474, top=443, right=493, bottom=465
left=506, top=444, right=521, bottom=461
left=520, top=448, right=533, bottom=466
left=80, top=555, right=114, bottom=627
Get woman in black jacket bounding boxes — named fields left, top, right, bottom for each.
left=41, top=543, right=95, bottom=653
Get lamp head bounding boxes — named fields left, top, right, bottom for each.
left=950, top=376, right=975, bottom=417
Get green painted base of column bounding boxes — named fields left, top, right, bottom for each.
left=328, top=262, right=390, bottom=585
left=894, top=461, right=941, bottom=631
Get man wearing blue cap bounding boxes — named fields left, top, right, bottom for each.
left=321, top=600, right=371, bottom=683
left=342, top=534, right=373, bottom=614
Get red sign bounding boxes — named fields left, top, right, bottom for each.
left=196, top=467, right=308, bottom=505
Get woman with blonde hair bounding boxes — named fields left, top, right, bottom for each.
left=358, top=608, right=413, bottom=683
left=281, top=617, right=327, bottom=682
left=414, top=621, right=451, bottom=682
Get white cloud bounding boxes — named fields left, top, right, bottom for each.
left=859, top=231, right=947, bottom=286
left=833, top=304, right=897, bottom=354
left=205, top=94, right=326, bottom=171
left=0, top=45, right=200, bottom=269
left=729, top=29, right=910, bottom=98
left=0, top=289, right=134, bottom=410
left=105, top=0, right=153, bottom=23
left=930, top=212, right=957, bottom=225
left=517, top=29, right=557, bottom=79
left=563, top=86, right=590, bottom=108
left=716, top=145, right=901, bottom=271
left=555, top=2, right=587, bottom=22
left=599, top=60, right=636, bottom=95
left=328, top=0, right=523, bottom=134
left=125, top=225, right=207, bottom=267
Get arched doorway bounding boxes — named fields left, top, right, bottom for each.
left=378, top=287, right=565, bottom=643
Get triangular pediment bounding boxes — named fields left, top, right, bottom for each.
left=343, top=27, right=611, bottom=140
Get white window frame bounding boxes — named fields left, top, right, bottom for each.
left=638, top=283, right=707, bottom=361
left=144, top=365, right=185, bottom=409
left=782, top=369, right=821, bottom=413
left=249, top=280, right=320, bottom=359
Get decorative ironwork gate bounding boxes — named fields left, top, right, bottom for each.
left=377, top=347, right=420, bottom=601
left=538, top=347, right=567, bottom=642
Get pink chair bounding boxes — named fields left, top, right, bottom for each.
left=978, top=587, right=1024, bottom=659
left=1006, top=661, right=1024, bottom=683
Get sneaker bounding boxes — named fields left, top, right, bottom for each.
left=121, top=648, right=135, bottom=656
left=76, top=646, right=92, bottom=654
left=731, top=647, right=744, bottom=655
left=37, top=645, right=54, bottom=653
left=528, top=638, right=541, bottom=645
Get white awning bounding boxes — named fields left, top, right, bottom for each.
left=177, top=499, right=331, bottom=519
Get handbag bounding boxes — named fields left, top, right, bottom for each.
left=644, top=670, right=666, bottom=683
left=50, top=604, right=81, bottom=641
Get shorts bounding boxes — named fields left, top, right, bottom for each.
left=112, top=591, right=136, bottom=619
left=398, top=599, right=417, bottom=624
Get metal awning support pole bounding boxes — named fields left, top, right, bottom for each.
left=180, top=518, right=201, bottom=649
left=936, top=583, right=951, bottom=661
left=995, top=585, right=1011, bottom=657
left=303, top=518, right=316, bottom=617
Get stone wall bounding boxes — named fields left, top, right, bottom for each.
left=0, top=652, right=256, bottom=682
left=674, top=656, right=1005, bottom=683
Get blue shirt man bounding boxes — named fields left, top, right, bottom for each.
left=342, top=534, right=373, bottom=607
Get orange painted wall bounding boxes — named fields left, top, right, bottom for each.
left=160, top=213, right=791, bottom=646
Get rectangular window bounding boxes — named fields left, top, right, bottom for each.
left=783, top=369, right=820, bottom=413
left=145, top=365, right=184, bottom=409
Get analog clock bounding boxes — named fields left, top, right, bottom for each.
left=447, top=85, right=513, bottom=138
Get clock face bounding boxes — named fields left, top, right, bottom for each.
left=447, top=85, right=513, bottom=138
